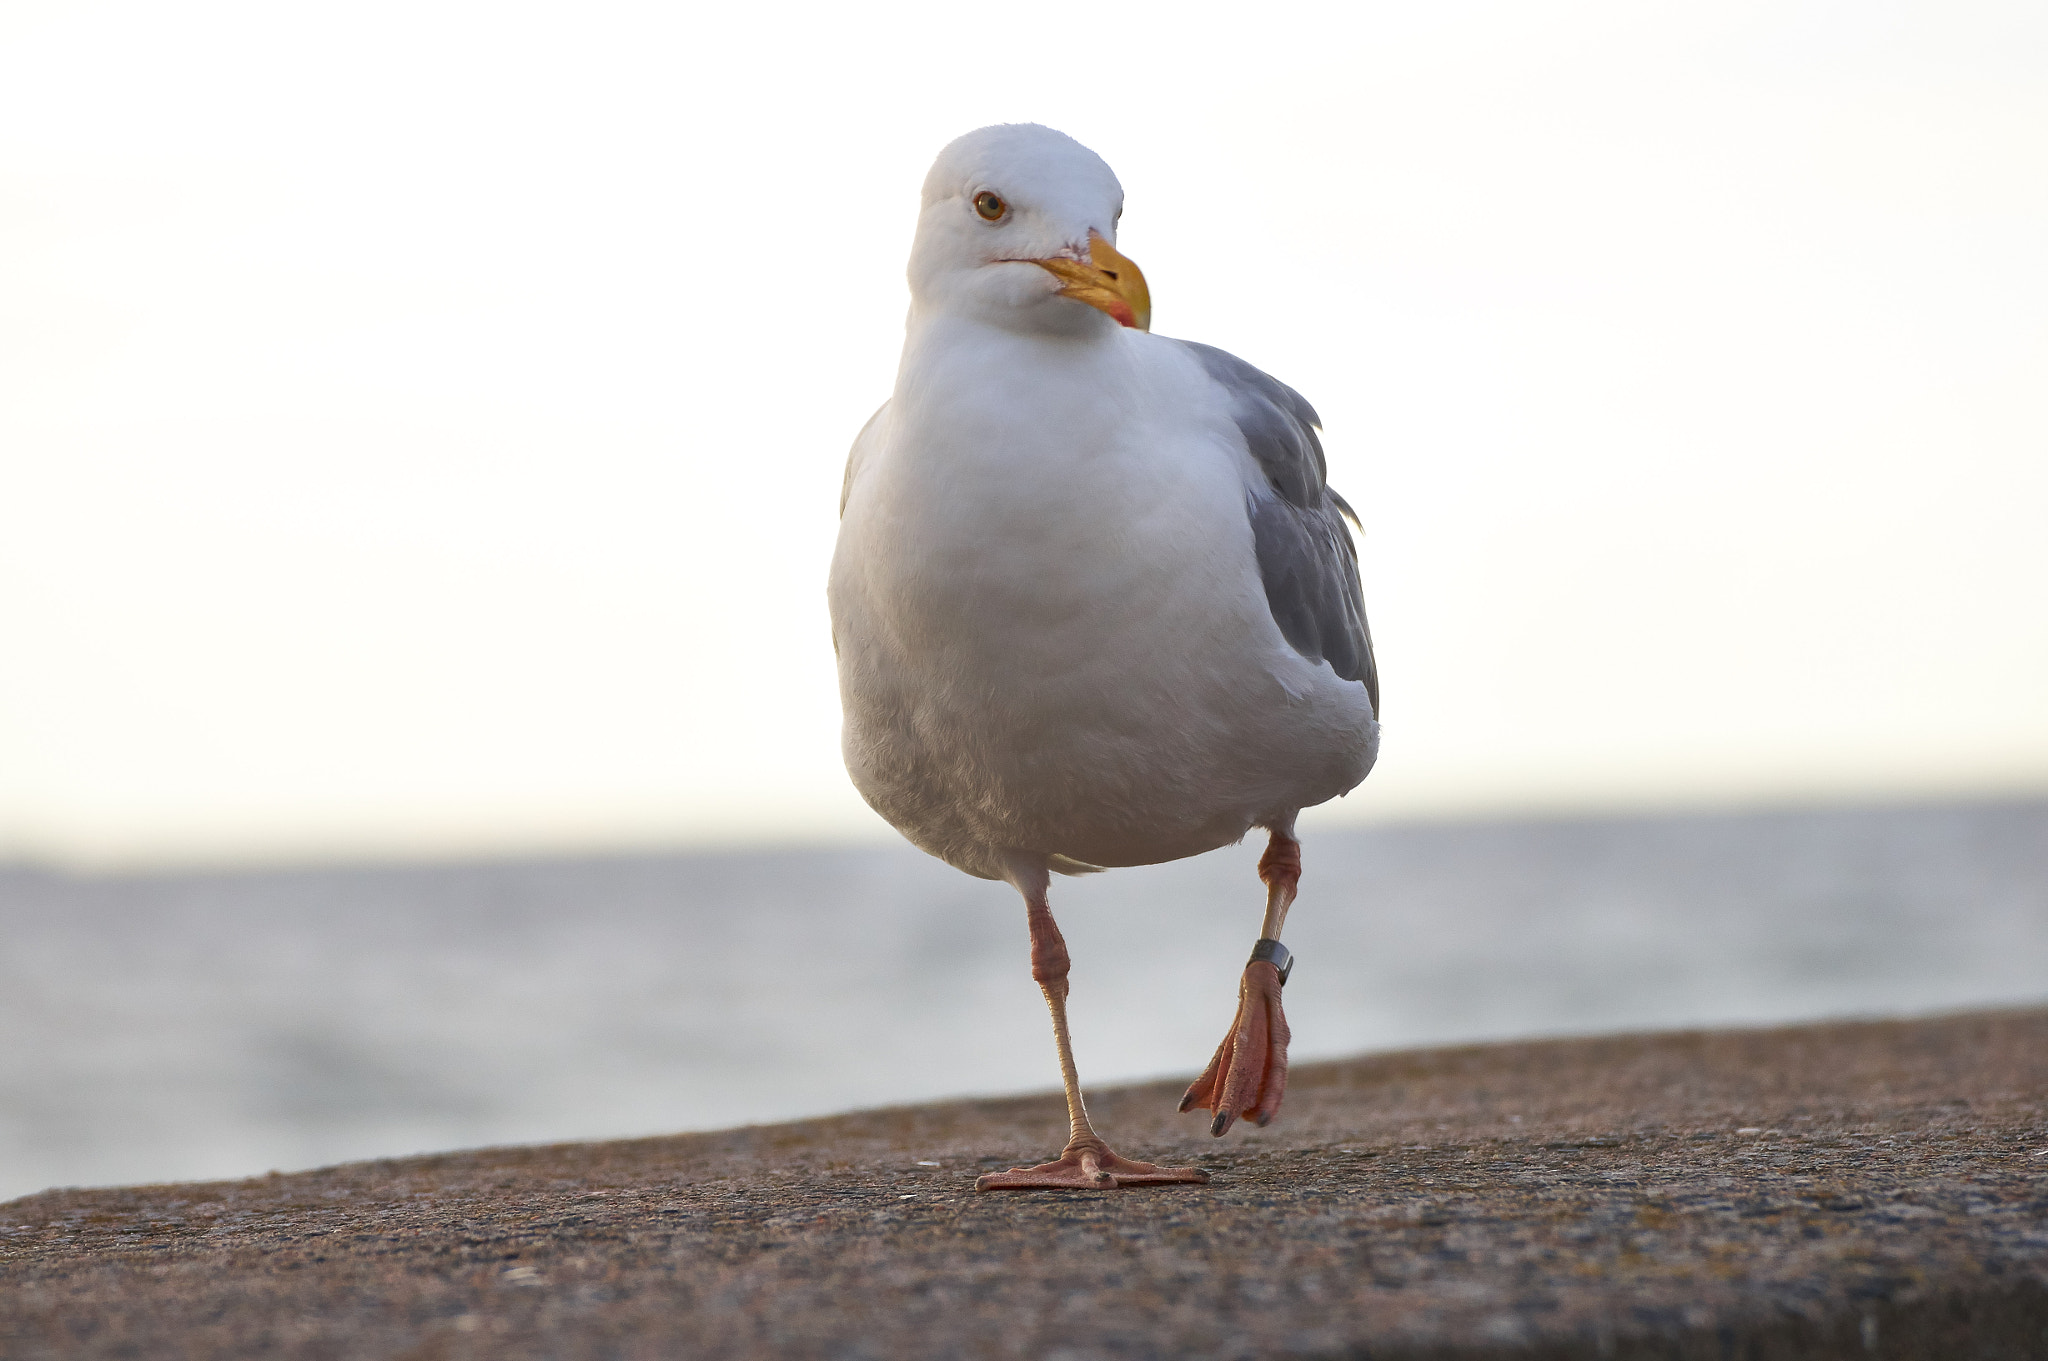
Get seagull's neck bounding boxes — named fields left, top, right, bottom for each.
left=896, top=308, right=1125, bottom=404
left=906, top=295, right=1120, bottom=350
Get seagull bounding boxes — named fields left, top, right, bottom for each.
left=829, top=124, right=1379, bottom=1190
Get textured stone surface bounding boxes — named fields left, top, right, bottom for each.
left=4, top=1009, right=2046, bottom=1358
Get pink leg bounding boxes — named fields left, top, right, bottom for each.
left=1179, top=827, right=1298, bottom=1135
left=976, top=862, right=1209, bottom=1191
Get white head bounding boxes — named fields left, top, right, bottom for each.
left=908, top=124, right=1150, bottom=336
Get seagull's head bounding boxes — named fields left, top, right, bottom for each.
left=909, top=124, right=1150, bottom=337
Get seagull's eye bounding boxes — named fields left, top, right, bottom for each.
left=973, top=191, right=1007, bottom=222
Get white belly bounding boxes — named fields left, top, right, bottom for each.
left=829, top=326, right=1377, bottom=879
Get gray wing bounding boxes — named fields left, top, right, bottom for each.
left=1176, top=340, right=1379, bottom=716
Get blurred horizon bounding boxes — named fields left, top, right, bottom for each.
left=6, top=781, right=2048, bottom=877
left=4, top=0, right=2046, bottom=868
left=6, top=795, right=2045, bottom=1201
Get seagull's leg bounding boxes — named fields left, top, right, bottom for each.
left=976, top=855, right=1209, bottom=1192
left=1179, top=823, right=1298, bottom=1135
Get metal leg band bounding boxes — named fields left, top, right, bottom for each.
left=1249, top=938, right=1293, bottom=986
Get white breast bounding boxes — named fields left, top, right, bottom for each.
left=830, top=318, right=1377, bottom=879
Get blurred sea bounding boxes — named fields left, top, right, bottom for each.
left=3, top=799, right=2045, bottom=1203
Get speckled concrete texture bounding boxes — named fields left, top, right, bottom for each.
left=4, top=1009, right=2046, bottom=1359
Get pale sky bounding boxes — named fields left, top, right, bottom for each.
left=2, top=0, right=2043, bottom=867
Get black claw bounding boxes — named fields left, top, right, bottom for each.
left=1254, top=1111, right=1273, bottom=1127
left=1210, top=1112, right=1231, bottom=1137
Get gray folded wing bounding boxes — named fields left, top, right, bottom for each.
left=1177, top=340, right=1379, bottom=716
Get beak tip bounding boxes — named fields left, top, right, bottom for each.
left=1031, top=231, right=1150, bottom=331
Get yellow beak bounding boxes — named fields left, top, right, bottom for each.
left=1028, top=231, right=1151, bottom=332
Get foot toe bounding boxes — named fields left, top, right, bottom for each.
left=974, top=1144, right=1208, bottom=1191
left=1183, top=960, right=1291, bottom=1136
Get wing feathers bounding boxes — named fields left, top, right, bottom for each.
left=1175, top=340, right=1379, bottom=715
